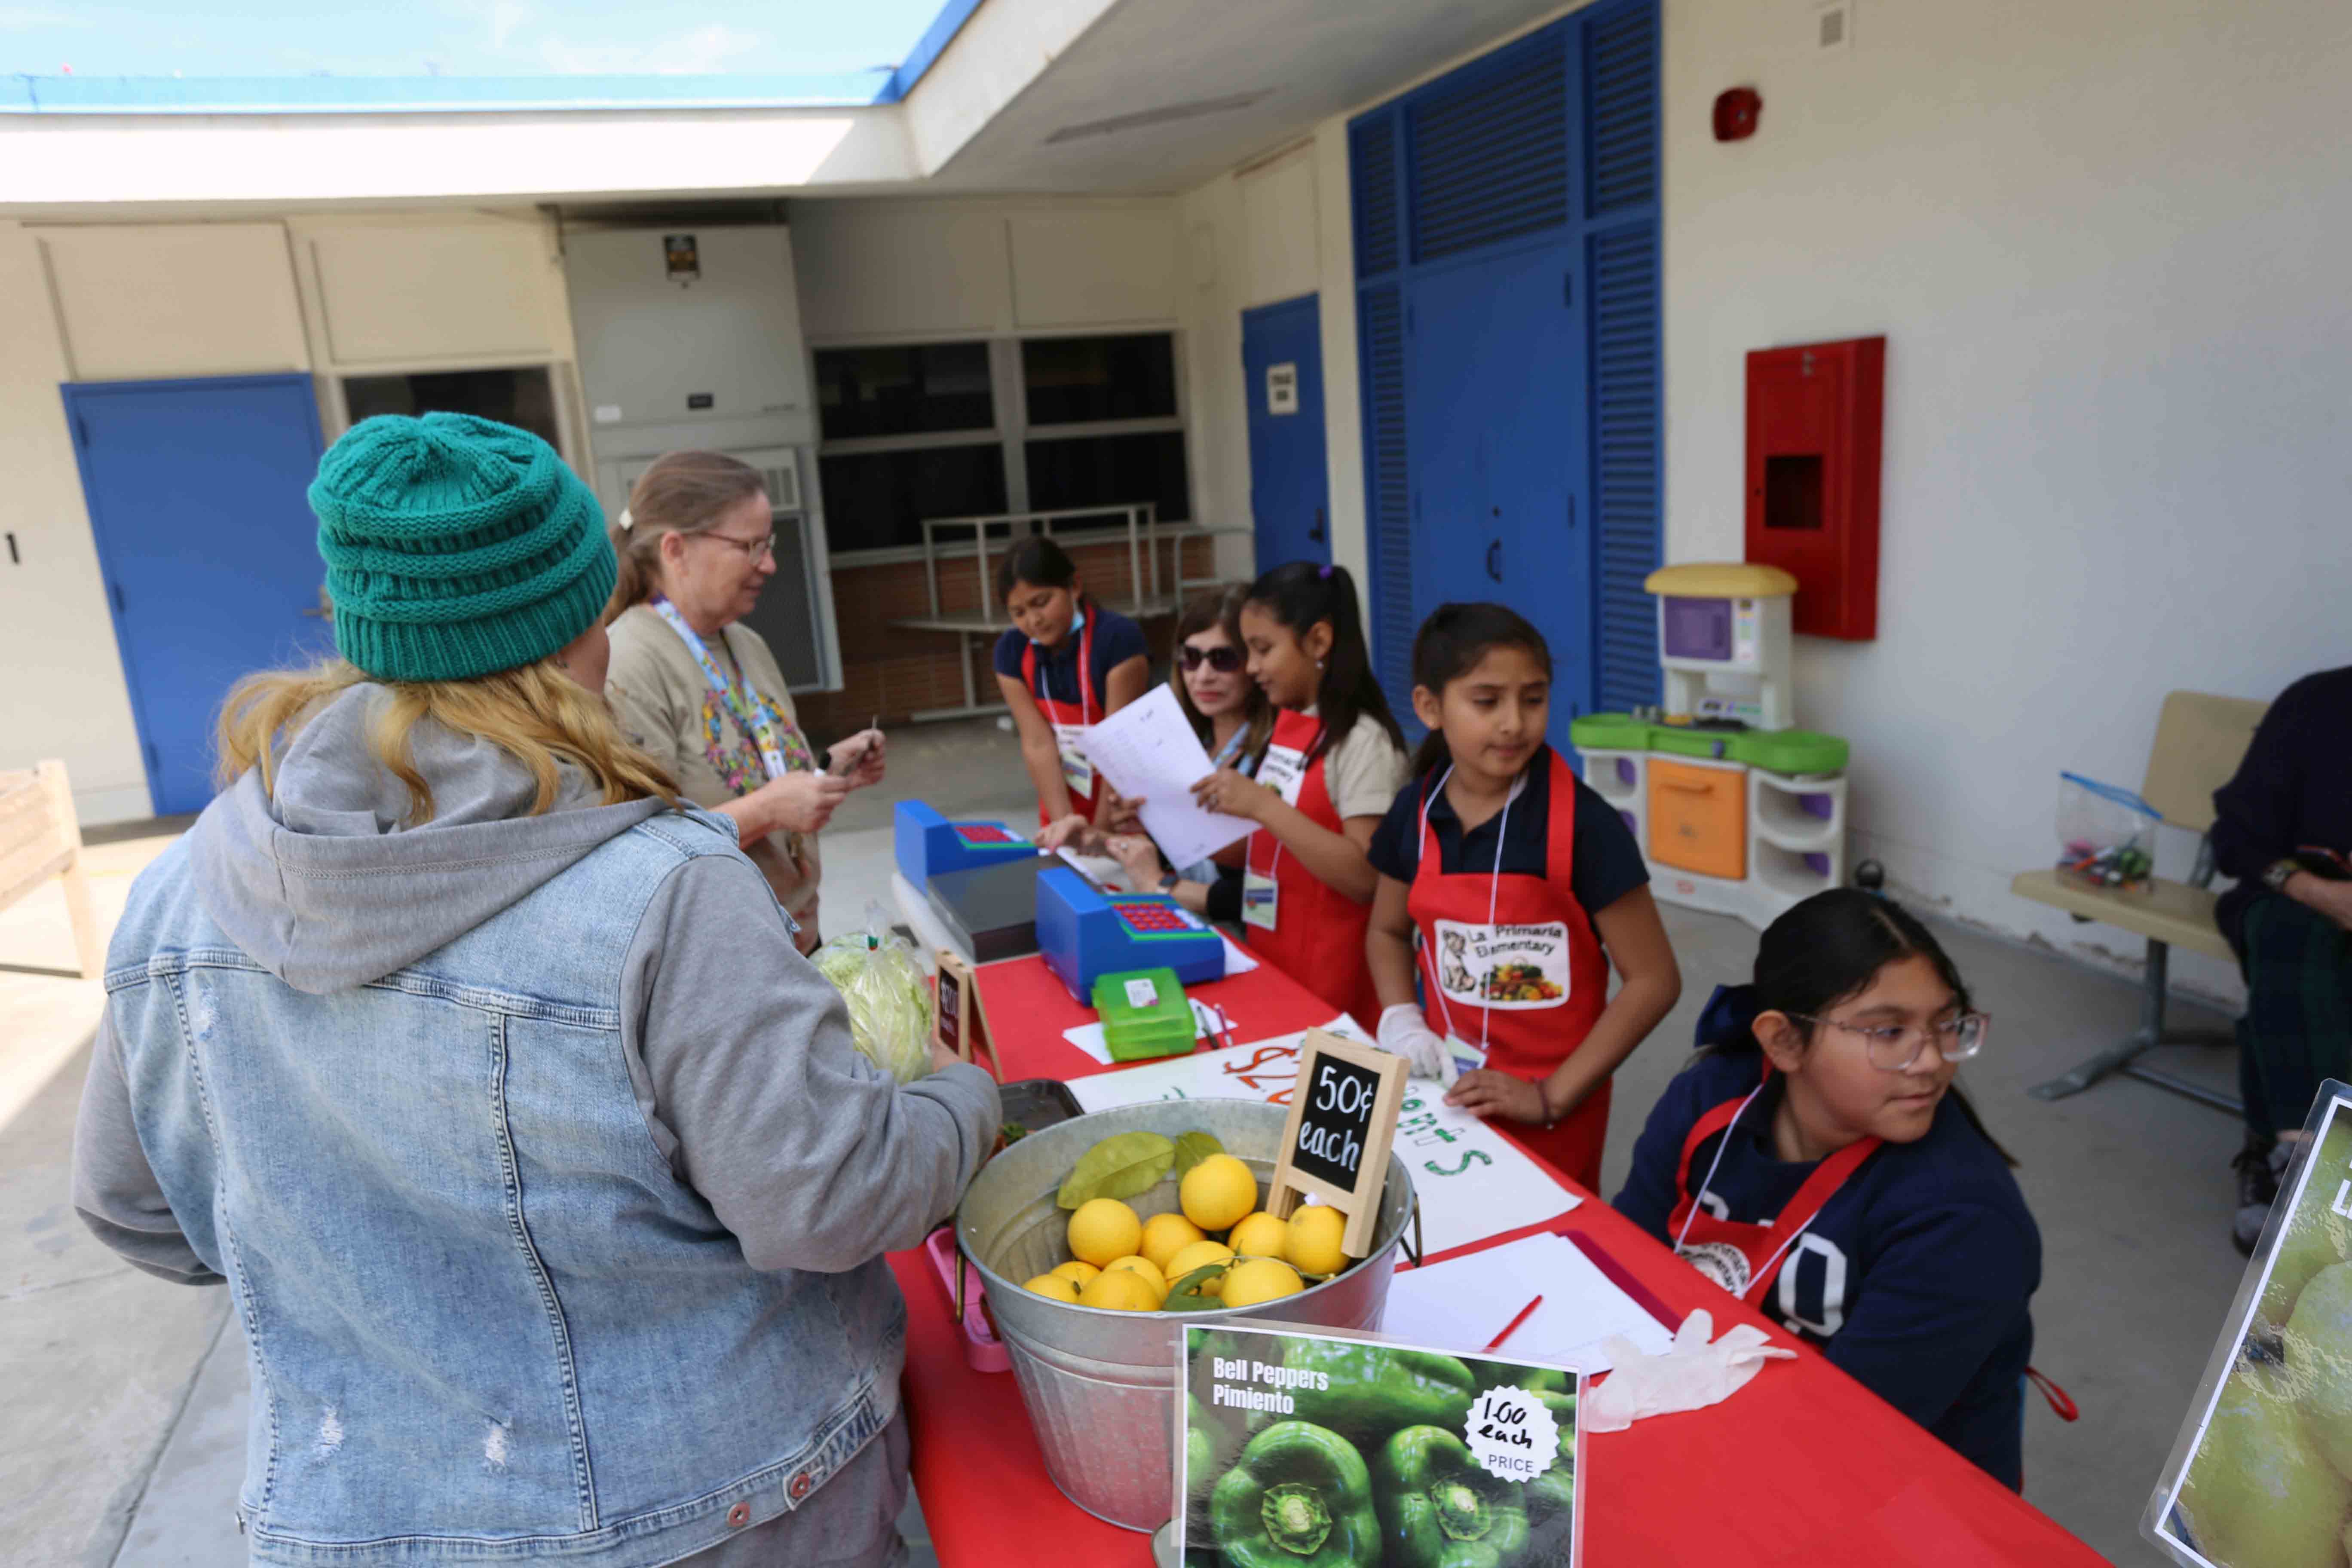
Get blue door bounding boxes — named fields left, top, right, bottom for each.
left=66, top=375, right=330, bottom=816
left=1241, top=295, right=1331, bottom=570
left=1403, top=240, right=1592, bottom=738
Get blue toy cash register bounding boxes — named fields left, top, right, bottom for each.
left=1035, top=866, right=1225, bottom=1004
left=894, top=800, right=1039, bottom=885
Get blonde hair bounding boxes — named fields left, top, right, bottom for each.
left=606, top=450, right=768, bottom=619
left=217, top=657, right=680, bottom=826
left=1171, top=586, right=1273, bottom=765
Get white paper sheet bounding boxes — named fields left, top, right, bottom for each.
left=1067, top=1026, right=1580, bottom=1256
left=1079, top=685, right=1254, bottom=869
left=1378, top=1232, right=1675, bottom=1374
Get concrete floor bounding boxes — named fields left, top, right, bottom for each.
left=1, top=716, right=2251, bottom=1565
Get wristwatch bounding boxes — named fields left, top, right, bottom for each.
left=1158, top=871, right=1182, bottom=893
left=2265, top=858, right=2304, bottom=894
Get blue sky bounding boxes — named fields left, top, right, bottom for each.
left=0, top=0, right=953, bottom=78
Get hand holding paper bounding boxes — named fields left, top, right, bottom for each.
left=1582, top=1308, right=1795, bottom=1432
left=1079, top=686, right=1254, bottom=870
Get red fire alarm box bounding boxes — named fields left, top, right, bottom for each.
left=1743, top=336, right=1884, bottom=640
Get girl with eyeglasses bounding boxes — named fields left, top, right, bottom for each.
left=1041, top=587, right=1272, bottom=916
left=1613, top=888, right=2043, bottom=1489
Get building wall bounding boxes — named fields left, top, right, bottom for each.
left=0, top=210, right=583, bottom=824
left=1182, top=0, right=2352, bottom=1000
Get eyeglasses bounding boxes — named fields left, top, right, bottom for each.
left=1785, top=1010, right=1991, bottom=1071
left=1179, top=644, right=1245, bottom=673
left=701, top=531, right=775, bottom=564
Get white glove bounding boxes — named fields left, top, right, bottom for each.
left=1582, top=1309, right=1796, bottom=1433
left=1378, top=1004, right=1456, bottom=1084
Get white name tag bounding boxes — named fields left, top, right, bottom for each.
left=1242, top=868, right=1280, bottom=931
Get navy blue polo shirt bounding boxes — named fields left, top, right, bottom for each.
left=1366, top=747, right=1650, bottom=917
left=991, top=606, right=1148, bottom=711
left=1613, top=1052, right=2042, bottom=1488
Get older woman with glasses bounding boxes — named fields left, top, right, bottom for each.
left=604, top=451, right=884, bottom=951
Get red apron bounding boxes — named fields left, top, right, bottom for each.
left=1020, top=610, right=1099, bottom=828
left=1663, top=1068, right=1880, bottom=1308
left=1408, top=751, right=1614, bottom=1192
left=1243, top=708, right=1384, bottom=1032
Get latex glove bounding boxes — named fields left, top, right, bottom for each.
left=1583, top=1309, right=1795, bottom=1433
left=1378, top=1004, right=1458, bottom=1085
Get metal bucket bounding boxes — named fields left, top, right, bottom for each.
left=956, top=1099, right=1420, bottom=1532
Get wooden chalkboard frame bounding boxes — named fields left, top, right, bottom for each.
left=934, top=949, right=998, bottom=1079
left=1264, top=1029, right=1409, bottom=1257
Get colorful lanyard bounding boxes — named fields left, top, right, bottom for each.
left=1418, top=764, right=1524, bottom=1052
left=649, top=597, right=809, bottom=781
left=1210, top=725, right=1250, bottom=769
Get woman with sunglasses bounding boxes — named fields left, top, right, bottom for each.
left=604, top=452, right=885, bottom=952
left=1043, top=587, right=1271, bottom=915
left=1612, top=889, right=2043, bottom=1489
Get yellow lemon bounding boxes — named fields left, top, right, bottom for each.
left=1287, top=1206, right=1348, bottom=1277
left=1164, top=1240, right=1236, bottom=1291
left=1024, top=1273, right=1082, bottom=1302
left=1067, top=1198, right=1143, bottom=1268
left=1103, top=1254, right=1168, bottom=1301
left=1050, top=1260, right=1102, bottom=1288
left=1220, top=1258, right=1304, bottom=1308
left=1140, top=1211, right=1208, bottom=1274
left=1078, top=1267, right=1161, bottom=1312
left=1228, top=1211, right=1290, bottom=1262
left=1180, top=1154, right=1258, bottom=1231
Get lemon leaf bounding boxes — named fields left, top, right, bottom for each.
left=1171, top=1130, right=1223, bottom=1180
left=1163, top=1261, right=1230, bottom=1311
left=1057, top=1131, right=1178, bottom=1209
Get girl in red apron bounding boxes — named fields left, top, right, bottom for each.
left=1191, top=563, right=1408, bottom=1032
left=1612, top=890, right=2052, bottom=1489
left=1363, top=604, right=1681, bottom=1193
left=990, top=537, right=1151, bottom=829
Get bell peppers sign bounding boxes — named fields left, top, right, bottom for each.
left=1180, top=1322, right=1585, bottom=1566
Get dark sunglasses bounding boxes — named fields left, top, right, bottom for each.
left=1179, top=644, right=1245, bottom=673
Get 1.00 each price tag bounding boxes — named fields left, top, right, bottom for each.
left=1464, top=1385, right=1561, bottom=1482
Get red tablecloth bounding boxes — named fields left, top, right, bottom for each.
left=892, top=954, right=2101, bottom=1565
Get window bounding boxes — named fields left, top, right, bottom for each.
left=1026, top=430, right=1190, bottom=524
left=815, top=343, right=994, bottom=439
left=1021, top=335, right=1177, bottom=425
left=814, top=332, right=1190, bottom=559
left=343, top=367, right=561, bottom=451
left=817, top=444, right=1008, bottom=554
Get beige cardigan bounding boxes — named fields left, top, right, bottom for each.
left=604, top=602, right=823, bottom=931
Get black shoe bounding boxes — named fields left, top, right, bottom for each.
left=2233, top=1135, right=2288, bottom=1256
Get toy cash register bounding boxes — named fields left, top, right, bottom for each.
left=1035, top=866, right=1225, bottom=1004
left=894, top=799, right=1039, bottom=885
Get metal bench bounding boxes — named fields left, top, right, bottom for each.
left=2017, top=690, right=2267, bottom=1111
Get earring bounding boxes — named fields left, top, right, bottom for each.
left=1316, top=658, right=1325, bottom=671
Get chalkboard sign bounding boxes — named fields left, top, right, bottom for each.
left=1266, top=1029, right=1409, bottom=1258
left=934, top=949, right=996, bottom=1078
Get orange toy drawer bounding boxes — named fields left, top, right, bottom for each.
left=1648, top=760, right=1747, bottom=881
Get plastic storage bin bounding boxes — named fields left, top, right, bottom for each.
left=1648, top=758, right=1748, bottom=880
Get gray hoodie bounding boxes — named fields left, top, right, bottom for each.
left=74, top=683, right=1001, bottom=1283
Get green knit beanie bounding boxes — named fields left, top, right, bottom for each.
left=311, top=413, right=616, bottom=683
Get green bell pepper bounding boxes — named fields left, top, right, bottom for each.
left=1210, top=1421, right=1382, bottom=1568
left=1372, top=1426, right=1532, bottom=1568
left=1282, top=1341, right=1477, bottom=1449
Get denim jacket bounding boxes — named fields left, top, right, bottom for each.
left=74, top=688, right=999, bottom=1565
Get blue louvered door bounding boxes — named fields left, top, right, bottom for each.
left=1351, top=0, right=1661, bottom=741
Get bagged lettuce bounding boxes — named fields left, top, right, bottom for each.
left=812, top=905, right=933, bottom=1084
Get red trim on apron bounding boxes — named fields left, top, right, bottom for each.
left=1406, top=751, right=1613, bottom=1192
left=1243, top=708, right=1383, bottom=1031
left=1020, top=609, right=1098, bottom=828
left=1663, top=1067, right=1881, bottom=1306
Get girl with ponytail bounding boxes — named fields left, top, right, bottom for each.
left=1614, top=888, right=2043, bottom=1489
left=1362, top=602, right=1679, bottom=1194
left=1188, top=562, right=1408, bottom=1031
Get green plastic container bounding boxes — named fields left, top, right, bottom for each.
left=1091, top=967, right=1196, bottom=1062
left=1568, top=713, right=1849, bottom=776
